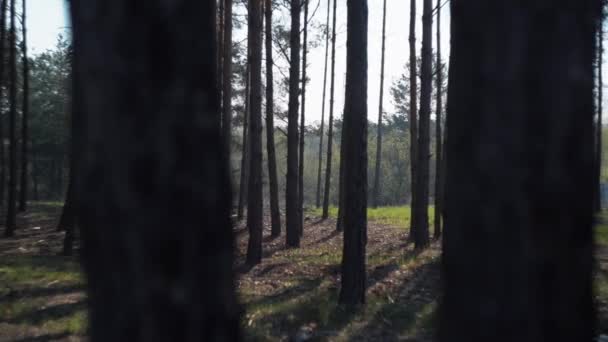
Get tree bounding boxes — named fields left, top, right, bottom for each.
left=0, top=0, right=7, bottom=208
left=237, top=61, right=250, bottom=221
left=222, top=0, right=233, bottom=167
left=4, top=0, right=16, bottom=237
left=298, top=0, right=309, bottom=237
left=265, top=0, right=281, bottom=237
left=322, top=0, right=337, bottom=220
left=439, top=1, right=598, bottom=340
left=286, top=0, right=301, bottom=248
left=315, top=0, right=331, bottom=209
left=246, top=0, right=263, bottom=265
left=597, top=5, right=605, bottom=212
left=433, top=0, right=443, bottom=239
left=19, top=0, right=29, bottom=212
left=71, top=0, right=241, bottom=340
left=411, top=0, right=432, bottom=249
left=339, top=0, right=368, bottom=307
left=407, top=0, right=418, bottom=242
left=372, top=0, right=387, bottom=208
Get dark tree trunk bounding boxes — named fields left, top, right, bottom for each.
left=18, top=0, right=28, bottom=212
left=336, top=117, right=345, bottom=232
left=0, top=0, right=7, bottom=208
left=246, top=0, right=263, bottom=265
left=222, top=0, right=233, bottom=171
left=412, top=0, right=432, bottom=249
left=372, top=0, right=386, bottom=209
left=339, top=0, right=368, bottom=307
left=265, top=0, right=281, bottom=237
left=286, top=0, right=301, bottom=248
left=439, top=1, right=598, bottom=341
left=316, top=0, right=331, bottom=209
left=71, top=1, right=241, bottom=340
left=433, top=0, right=443, bottom=239
left=237, top=62, right=250, bottom=221
left=4, top=0, right=16, bottom=237
left=597, top=14, right=604, bottom=212
left=298, top=0, right=308, bottom=237
left=322, top=0, right=337, bottom=220
left=407, top=0, right=418, bottom=242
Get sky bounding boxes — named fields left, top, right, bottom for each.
left=25, top=0, right=607, bottom=126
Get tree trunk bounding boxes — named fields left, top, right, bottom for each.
left=237, top=61, right=250, bottom=221
left=19, top=0, right=28, bottom=212
left=439, top=1, right=598, bottom=340
left=4, top=0, right=16, bottom=237
left=412, top=0, right=432, bottom=249
left=71, top=1, right=241, bottom=340
left=0, top=0, right=8, bottom=208
left=246, top=0, right=263, bottom=266
left=336, top=117, right=345, bottom=232
left=265, top=0, right=281, bottom=237
left=322, top=0, right=337, bottom=220
left=372, top=0, right=386, bottom=209
left=433, top=0, right=442, bottom=239
left=286, top=0, right=301, bottom=248
left=298, top=0, right=308, bottom=237
left=407, top=0, right=418, bottom=242
left=222, top=0, right=233, bottom=172
left=339, top=0, right=368, bottom=307
left=315, top=0, right=331, bottom=209
left=597, top=14, right=604, bottom=212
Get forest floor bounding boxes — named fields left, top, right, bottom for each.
left=0, top=202, right=606, bottom=341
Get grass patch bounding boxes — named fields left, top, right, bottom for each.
left=309, top=205, right=436, bottom=230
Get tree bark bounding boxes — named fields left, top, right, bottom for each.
left=439, top=1, right=598, bottom=340
left=222, top=0, right=233, bottom=171
left=339, top=0, right=368, bottom=307
left=237, top=61, right=250, bottom=221
left=298, top=0, right=308, bottom=237
left=4, top=0, right=16, bottom=237
left=407, top=0, right=419, bottom=243
left=597, top=13, right=604, bottom=212
left=265, top=0, right=281, bottom=237
left=372, top=0, right=386, bottom=208
left=246, top=0, right=263, bottom=265
left=412, top=0, right=432, bottom=249
left=286, top=0, right=301, bottom=248
left=19, top=0, right=28, bottom=212
left=315, top=0, right=331, bottom=209
left=71, top=1, right=241, bottom=340
left=433, top=0, right=443, bottom=239
left=322, top=0, right=337, bottom=220
left=0, top=0, right=8, bottom=208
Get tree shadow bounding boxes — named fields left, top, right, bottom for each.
left=7, top=300, right=87, bottom=325
left=0, top=284, right=85, bottom=305
left=13, top=332, right=72, bottom=342
left=308, top=229, right=341, bottom=246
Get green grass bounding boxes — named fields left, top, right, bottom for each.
left=309, top=205, right=436, bottom=230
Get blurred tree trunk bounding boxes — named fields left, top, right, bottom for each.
left=265, top=0, right=281, bottom=237
left=298, top=0, right=308, bottom=237
left=407, top=0, right=418, bottom=243
left=339, top=0, right=368, bottom=306
left=237, top=61, right=250, bottom=221
left=372, top=0, right=386, bottom=209
left=412, top=0, right=432, bottom=249
left=19, top=0, right=28, bottom=212
left=315, top=0, right=331, bottom=209
left=286, top=0, right=301, bottom=248
left=222, top=0, right=233, bottom=172
left=596, top=11, right=604, bottom=212
left=0, top=0, right=7, bottom=208
left=71, top=0, right=241, bottom=340
left=433, top=0, right=443, bottom=239
left=246, top=0, right=263, bottom=265
left=322, top=0, right=337, bottom=220
left=4, top=0, right=16, bottom=237
left=440, top=1, right=598, bottom=340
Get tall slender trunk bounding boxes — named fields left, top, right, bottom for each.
left=0, top=0, right=8, bottom=207
left=286, top=0, right=301, bottom=248
left=339, top=0, right=368, bottom=307
left=246, top=0, right=263, bottom=265
left=597, top=13, right=604, bottom=212
left=372, top=0, right=386, bottom=208
left=322, top=0, right=337, bottom=219
left=440, top=1, right=598, bottom=340
left=4, top=0, right=16, bottom=237
left=315, top=0, right=331, bottom=209
left=412, top=0, right=432, bottom=249
left=407, top=0, right=418, bottom=242
left=237, top=61, right=250, bottom=221
left=18, top=0, right=28, bottom=212
left=217, top=0, right=224, bottom=116
left=222, top=0, right=233, bottom=171
left=298, top=0, right=308, bottom=236
left=433, top=0, right=442, bottom=238
left=265, top=0, right=281, bottom=237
